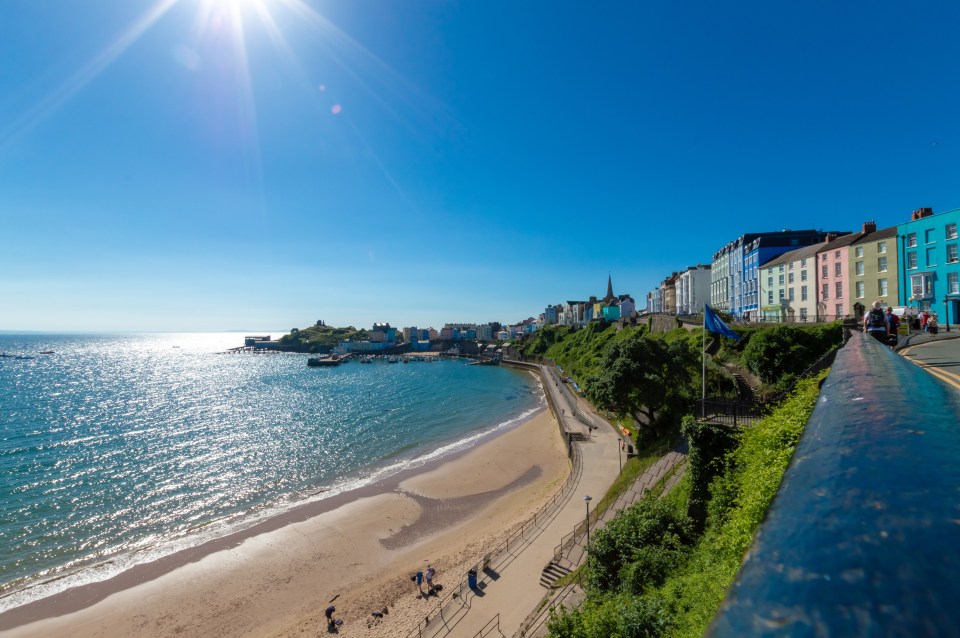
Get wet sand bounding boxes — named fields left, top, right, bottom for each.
left=2, top=407, right=570, bottom=638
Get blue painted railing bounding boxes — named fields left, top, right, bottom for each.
left=709, top=332, right=960, bottom=636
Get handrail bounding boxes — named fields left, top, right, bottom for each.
left=708, top=333, right=960, bottom=636
left=515, top=569, right=585, bottom=638
left=473, top=613, right=502, bottom=638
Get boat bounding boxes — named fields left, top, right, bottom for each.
left=40, top=350, right=54, bottom=355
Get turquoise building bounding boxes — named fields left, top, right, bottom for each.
left=897, top=207, right=960, bottom=323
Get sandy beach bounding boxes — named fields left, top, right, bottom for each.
left=2, top=407, right=570, bottom=638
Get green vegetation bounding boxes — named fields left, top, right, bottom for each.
left=584, top=330, right=700, bottom=443
left=716, top=322, right=842, bottom=395
left=546, top=372, right=826, bottom=638
left=520, top=321, right=626, bottom=382
left=276, top=322, right=372, bottom=353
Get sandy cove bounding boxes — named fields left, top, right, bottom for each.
left=2, top=408, right=571, bottom=638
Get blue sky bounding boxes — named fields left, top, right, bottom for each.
left=1, top=0, right=958, bottom=332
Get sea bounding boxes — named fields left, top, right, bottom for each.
left=0, top=333, right=544, bottom=613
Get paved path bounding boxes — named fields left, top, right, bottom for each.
left=410, top=365, right=622, bottom=638
left=518, top=438, right=689, bottom=638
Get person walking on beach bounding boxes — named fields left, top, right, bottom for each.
left=425, top=566, right=436, bottom=594
left=325, top=605, right=338, bottom=630
left=414, top=570, right=424, bottom=596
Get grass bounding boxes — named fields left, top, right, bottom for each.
left=656, top=371, right=827, bottom=637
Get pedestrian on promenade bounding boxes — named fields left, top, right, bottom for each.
left=863, top=301, right=888, bottom=343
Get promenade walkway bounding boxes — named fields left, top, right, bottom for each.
left=407, top=362, right=688, bottom=638
left=405, top=364, right=621, bottom=638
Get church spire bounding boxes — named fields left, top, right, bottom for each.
left=606, top=274, right=614, bottom=300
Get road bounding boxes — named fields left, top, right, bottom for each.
left=899, top=336, right=960, bottom=390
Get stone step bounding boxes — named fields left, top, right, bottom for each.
left=539, top=561, right=572, bottom=588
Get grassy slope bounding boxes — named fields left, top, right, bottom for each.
left=656, top=371, right=826, bottom=636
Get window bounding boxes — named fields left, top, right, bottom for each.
left=822, top=265, right=828, bottom=278
left=878, top=256, right=887, bottom=272
left=836, top=304, right=843, bottom=318
left=879, top=278, right=888, bottom=297
left=800, top=308, right=808, bottom=320
left=779, top=289, right=785, bottom=300
left=834, top=262, right=842, bottom=276
left=779, top=264, right=784, bottom=272
left=856, top=281, right=865, bottom=298
left=926, top=228, right=936, bottom=243
left=911, top=273, right=934, bottom=299
left=789, top=262, right=794, bottom=270
left=835, top=250, right=840, bottom=258
left=822, top=283, right=829, bottom=300
left=801, top=270, right=808, bottom=282
left=801, top=258, right=807, bottom=268
left=767, top=276, right=773, bottom=287
left=768, top=291, right=773, bottom=304
left=948, top=224, right=958, bottom=240
left=950, top=272, right=959, bottom=295
left=907, top=233, right=917, bottom=248
left=778, top=274, right=785, bottom=285
left=788, top=272, right=795, bottom=284
left=949, top=244, right=958, bottom=264
left=801, top=285, right=808, bottom=301
left=855, top=246, right=864, bottom=258
left=789, top=288, right=795, bottom=301
left=927, top=247, right=937, bottom=267
left=856, top=261, right=864, bottom=276
left=878, top=241, right=886, bottom=254
left=908, top=252, right=917, bottom=269
left=836, top=282, right=843, bottom=299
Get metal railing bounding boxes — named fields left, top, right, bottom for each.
left=696, top=398, right=766, bottom=427
left=550, top=436, right=674, bottom=563
left=515, top=570, right=586, bottom=638
left=708, top=333, right=960, bottom=636
left=473, top=613, right=504, bottom=638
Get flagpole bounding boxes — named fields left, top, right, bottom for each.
left=702, top=305, right=707, bottom=402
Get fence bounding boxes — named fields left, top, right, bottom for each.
left=696, top=398, right=765, bottom=427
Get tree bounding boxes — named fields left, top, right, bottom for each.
left=585, top=331, right=698, bottom=435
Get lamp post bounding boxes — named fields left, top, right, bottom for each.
left=618, top=438, right=623, bottom=473
left=583, top=495, right=593, bottom=549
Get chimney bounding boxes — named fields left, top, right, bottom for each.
left=825, top=232, right=838, bottom=242
left=912, top=207, right=934, bottom=220
left=862, top=221, right=877, bottom=234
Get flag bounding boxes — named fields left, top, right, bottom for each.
left=704, top=304, right=740, bottom=340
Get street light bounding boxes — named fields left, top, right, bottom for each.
left=583, top=495, right=593, bottom=549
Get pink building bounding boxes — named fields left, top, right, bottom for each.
left=816, top=233, right=863, bottom=320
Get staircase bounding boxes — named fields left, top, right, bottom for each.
left=539, top=561, right=573, bottom=588
left=732, top=372, right=756, bottom=402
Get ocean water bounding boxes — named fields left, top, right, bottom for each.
left=0, top=333, right=543, bottom=611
